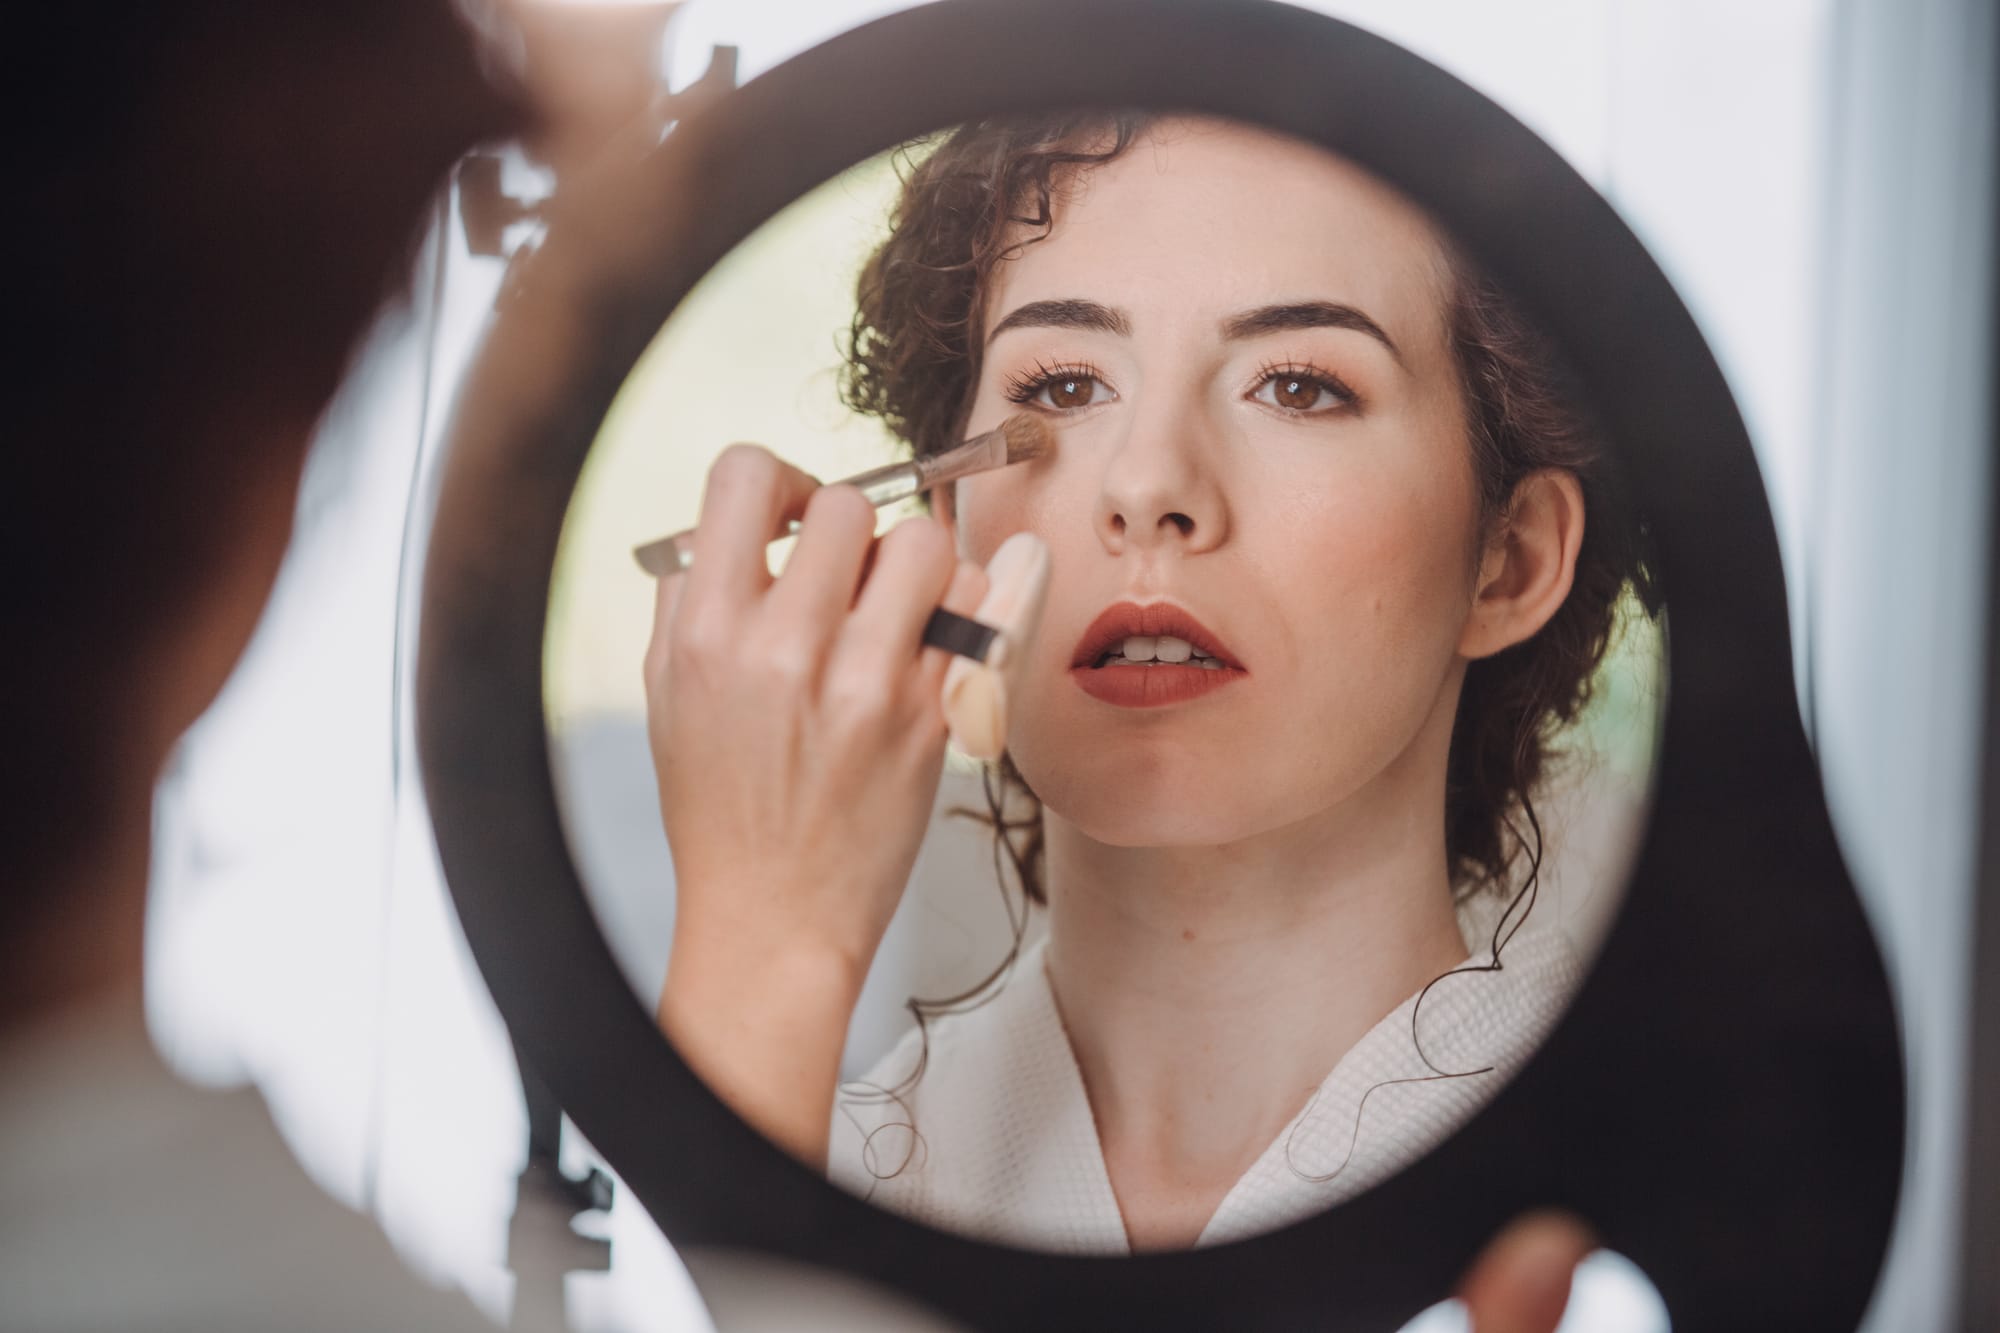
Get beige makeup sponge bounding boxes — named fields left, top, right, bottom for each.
left=942, top=532, right=1051, bottom=761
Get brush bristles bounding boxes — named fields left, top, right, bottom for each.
left=1000, top=412, right=1054, bottom=464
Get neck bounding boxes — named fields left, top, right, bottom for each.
left=1038, top=755, right=1469, bottom=1206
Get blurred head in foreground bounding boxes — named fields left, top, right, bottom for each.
left=3, top=3, right=528, bottom=1020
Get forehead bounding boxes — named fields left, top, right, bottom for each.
left=983, top=117, right=1452, bottom=352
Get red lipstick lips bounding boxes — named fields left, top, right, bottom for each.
left=1068, top=601, right=1247, bottom=708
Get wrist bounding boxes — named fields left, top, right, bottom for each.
left=665, top=913, right=871, bottom=1015
left=656, top=921, right=865, bottom=1170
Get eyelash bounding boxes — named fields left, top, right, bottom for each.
left=1247, top=358, right=1361, bottom=415
left=999, top=357, right=1362, bottom=415
left=1002, top=359, right=1109, bottom=409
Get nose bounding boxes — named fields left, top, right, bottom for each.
left=1092, top=392, right=1230, bottom=557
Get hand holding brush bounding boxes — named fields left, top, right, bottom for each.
left=634, top=413, right=1051, bottom=671
left=643, top=432, right=1048, bottom=1165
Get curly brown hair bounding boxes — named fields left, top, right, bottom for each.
left=841, top=110, right=1659, bottom=903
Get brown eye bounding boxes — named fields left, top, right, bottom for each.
left=1004, top=362, right=1115, bottom=411
left=1273, top=375, right=1322, bottom=410
left=1251, top=365, right=1352, bottom=415
left=1046, top=375, right=1097, bottom=409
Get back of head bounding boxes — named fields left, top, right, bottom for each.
left=4, top=4, right=528, bottom=945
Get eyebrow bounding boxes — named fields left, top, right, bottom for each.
left=1221, top=301, right=1402, bottom=363
left=986, top=297, right=1402, bottom=364
left=987, top=298, right=1132, bottom=343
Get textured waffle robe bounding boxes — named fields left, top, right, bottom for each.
left=829, top=895, right=1580, bottom=1253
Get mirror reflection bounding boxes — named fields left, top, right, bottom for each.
left=546, top=111, right=1664, bottom=1255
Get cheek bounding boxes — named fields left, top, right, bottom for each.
left=1352, top=408, right=1481, bottom=581
left=951, top=476, right=1019, bottom=565
left=1251, top=441, right=1486, bottom=778
left=1307, top=466, right=1478, bottom=628
left=951, top=456, right=1083, bottom=565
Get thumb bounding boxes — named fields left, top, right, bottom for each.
left=1458, top=1211, right=1596, bottom=1333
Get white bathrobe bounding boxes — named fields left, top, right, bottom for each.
left=828, top=895, right=1581, bottom=1254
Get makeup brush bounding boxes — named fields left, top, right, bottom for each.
left=631, top=413, right=1053, bottom=578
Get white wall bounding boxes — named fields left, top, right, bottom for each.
left=1811, top=1, right=1996, bottom=1327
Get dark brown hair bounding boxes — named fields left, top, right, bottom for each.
left=841, top=111, right=1658, bottom=903
left=3, top=3, right=527, bottom=937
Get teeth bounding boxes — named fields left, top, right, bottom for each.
left=1096, top=634, right=1227, bottom=668
left=1096, top=654, right=1227, bottom=668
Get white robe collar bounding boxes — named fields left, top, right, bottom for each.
left=830, top=896, right=1579, bottom=1254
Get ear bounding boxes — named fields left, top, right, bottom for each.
left=1459, top=469, right=1586, bottom=660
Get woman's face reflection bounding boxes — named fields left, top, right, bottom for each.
left=947, top=117, right=1492, bottom=854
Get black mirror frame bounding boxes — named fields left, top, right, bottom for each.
left=417, top=2, right=1904, bottom=1327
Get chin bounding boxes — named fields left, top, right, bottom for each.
left=1023, top=755, right=1285, bottom=850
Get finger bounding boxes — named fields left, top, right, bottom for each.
left=915, top=560, right=991, bottom=697
left=764, top=483, right=880, bottom=642
left=843, top=515, right=962, bottom=676
left=682, top=444, right=821, bottom=614
left=642, top=566, right=690, bottom=692
left=1458, top=1211, right=1596, bottom=1333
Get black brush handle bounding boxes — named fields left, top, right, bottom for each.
left=922, top=607, right=999, bottom=663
